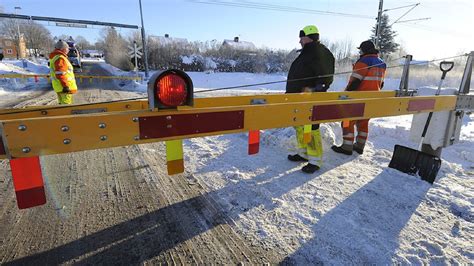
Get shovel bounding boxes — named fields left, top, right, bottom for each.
left=388, top=61, right=454, bottom=183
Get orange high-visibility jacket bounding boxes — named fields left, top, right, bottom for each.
left=49, top=49, right=78, bottom=94
left=347, top=54, right=386, bottom=91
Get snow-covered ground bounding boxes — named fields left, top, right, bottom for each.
left=0, top=59, right=50, bottom=96
left=0, top=59, right=472, bottom=263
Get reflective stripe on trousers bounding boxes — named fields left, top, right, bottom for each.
left=342, top=119, right=370, bottom=147
left=295, top=126, right=323, bottom=166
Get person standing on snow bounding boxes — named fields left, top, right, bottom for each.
left=331, top=40, right=386, bottom=155
left=49, top=40, right=78, bottom=104
left=286, top=25, right=335, bottom=174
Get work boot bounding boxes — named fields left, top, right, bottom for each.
left=288, top=154, right=308, bottom=162
left=302, top=163, right=320, bottom=173
left=353, top=146, right=364, bottom=155
left=331, top=145, right=353, bottom=155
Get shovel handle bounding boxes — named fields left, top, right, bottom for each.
left=439, top=61, right=454, bottom=79
left=420, top=61, right=455, bottom=147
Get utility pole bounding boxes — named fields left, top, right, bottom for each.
left=138, top=0, right=149, bottom=79
left=374, top=0, right=384, bottom=48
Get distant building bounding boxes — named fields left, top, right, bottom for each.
left=0, top=35, right=27, bottom=59
left=221, top=37, right=256, bottom=51
left=149, top=34, right=188, bottom=47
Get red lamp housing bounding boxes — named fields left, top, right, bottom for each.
left=148, top=69, right=194, bottom=109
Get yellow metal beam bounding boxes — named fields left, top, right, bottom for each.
left=0, top=74, right=141, bottom=81
left=0, top=91, right=395, bottom=121
left=0, top=94, right=457, bottom=159
left=0, top=100, right=148, bottom=120
left=189, top=91, right=397, bottom=108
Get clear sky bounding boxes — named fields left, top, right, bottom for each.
left=1, top=0, right=472, bottom=60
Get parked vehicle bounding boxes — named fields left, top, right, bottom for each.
left=67, top=42, right=82, bottom=72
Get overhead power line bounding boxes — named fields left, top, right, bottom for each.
left=389, top=3, right=421, bottom=26
left=384, top=3, right=419, bottom=12
left=188, top=0, right=373, bottom=19
left=395, top=17, right=431, bottom=23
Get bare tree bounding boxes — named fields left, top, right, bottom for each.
left=97, top=27, right=132, bottom=70
left=74, top=35, right=94, bottom=50
left=21, top=21, right=53, bottom=57
left=0, top=18, right=54, bottom=58
left=0, top=18, right=23, bottom=58
left=55, top=34, right=71, bottom=42
left=127, top=30, right=142, bottom=45
left=322, top=38, right=354, bottom=61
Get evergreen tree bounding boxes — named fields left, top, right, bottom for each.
left=371, top=14, right=399, bottom=55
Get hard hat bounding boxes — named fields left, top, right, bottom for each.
left=357, top=40, right=378, bottom=54
left=299, top=25, right=320, bottom=40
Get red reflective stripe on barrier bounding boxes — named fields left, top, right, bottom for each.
left=15, top=187, right=46, bottom=209
left=10, top=157, right=47, bottom=209
left=248, top=143, right=259, bottom=155
left=312, top=103, right=365, bottom=120
left=248, top=130, right=260, bottom=155
left=0, top=138, right=5, bottom=155
left=407, top=99, right=435, bottom=111
left=139, top=111, right=244, bottom=139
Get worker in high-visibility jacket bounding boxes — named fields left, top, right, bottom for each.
left=332, top=40, right=386, bottom=155
left=286, top=25, right=335, bottom=174
left=49, top=40, right=78, bottom=104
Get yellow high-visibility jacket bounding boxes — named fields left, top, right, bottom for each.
left=49, top=50, right=77, bottom=94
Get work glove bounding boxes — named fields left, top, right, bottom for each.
left=62, top=87, right=71, bottom=93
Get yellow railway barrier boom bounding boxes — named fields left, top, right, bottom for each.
left=0, top=53, right=473, bottom=209
left=0, top=73, right=142, bottom=81
left=0, top=92, right=461, bottom=159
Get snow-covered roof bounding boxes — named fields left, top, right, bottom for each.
left=149, top=35, right=188, bottom=47
left=222, top=39, right=256, bottom=51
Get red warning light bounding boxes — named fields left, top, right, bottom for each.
left=147, top=69, right=193, bottom=109
left=156, top=74, right=188, bottom=107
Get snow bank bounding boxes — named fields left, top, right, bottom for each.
left=1, top=59, right=49, bottom=74
left=0, top=59, right=50, bottom=94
